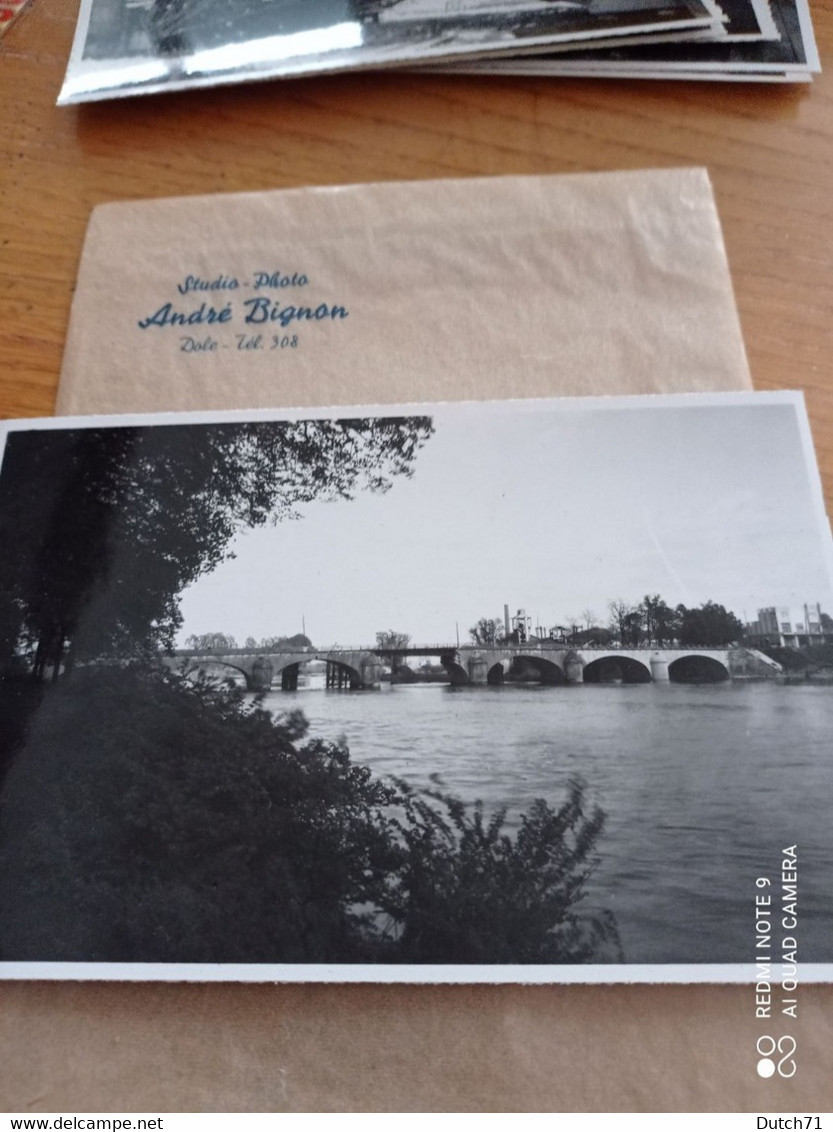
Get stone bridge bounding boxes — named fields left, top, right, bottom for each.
left=168, top=643, right=780, bottom=691
left=439, top=645, right=780, bottom=686
left=166, top=647, right=384, bottom=692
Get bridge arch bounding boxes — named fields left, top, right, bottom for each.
left=324, top=657, right=363, bottom=690
left=442, top=657, right=471, bottom=686
left=182, top=659, right=254, bottom=690
left=668, top=654, right=730, bottom=683
left=582, top=654, right=652, bottom=684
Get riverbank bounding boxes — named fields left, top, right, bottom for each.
left=263, top=678, right=833, bottom=964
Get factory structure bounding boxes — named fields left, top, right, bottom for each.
left=744, top=603, right=831, bottom=648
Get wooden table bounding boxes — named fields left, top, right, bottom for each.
left=1, top=0, right=832, bottom=1113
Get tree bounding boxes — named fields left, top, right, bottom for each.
left=608, top=600, right=633, bottom=647
left=622, top=610, right=644, bottom=647
left=580, top=609, right=599, bottom=633
left=0, top=429, right=133, bottom=680
left=469, top=617, right=503, bottom=646
left=639, top=595, right=679, bottom=647
left=375, top=630, right=411, bottom=652
left=0, top=416, right=432, bottom=679
left=374, top=631, right=412, bottom=684
left=257, top=634, right=312, bottom=650
left=563, top=616, right=582, bottom=644
left=677, top=602, right=744, bottom=647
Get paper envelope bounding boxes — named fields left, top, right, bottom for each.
left=57, top=167, right=750, bottom=414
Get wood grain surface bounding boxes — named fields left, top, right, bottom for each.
left=1, top=0, right=832, bottom=1114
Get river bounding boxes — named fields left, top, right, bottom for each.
left=258, top=679, right=833, bottom=966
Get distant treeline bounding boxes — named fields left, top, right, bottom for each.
left=184, top=632, right=313, bottom=652
left=471, top=595, right=745, bottom=648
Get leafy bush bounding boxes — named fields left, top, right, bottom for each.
left=0, top=666, right=618, bottom=965
left=378, top=781, right=620, bottom=964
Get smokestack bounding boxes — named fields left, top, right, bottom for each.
left=504, top=604, right=510, bottom=638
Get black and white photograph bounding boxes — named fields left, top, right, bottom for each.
left=0, top=392, right=832, bottom=982
left=428, top=0, right=776, bottom=61
left=57, top=0, right=723, bottom=103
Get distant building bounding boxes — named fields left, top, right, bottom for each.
left=746, top=603, right=831, bottom=648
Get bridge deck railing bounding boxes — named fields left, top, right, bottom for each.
left=172, top=641, right=742, bottom=658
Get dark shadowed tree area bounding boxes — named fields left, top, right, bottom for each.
left=676, top=601, right=744, bottom=647
left=0, top=416, right=433, bottom=679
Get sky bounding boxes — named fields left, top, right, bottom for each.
left=176, top=396, right=833, bottom=648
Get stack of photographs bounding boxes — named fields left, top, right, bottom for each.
left=430, top=0, right=821, bottom=81
left=57, top=0, right=820, bottom=104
